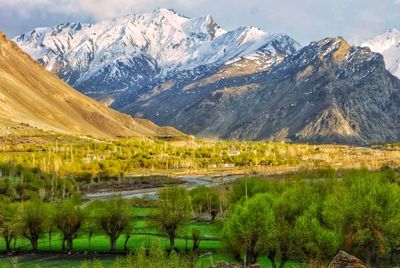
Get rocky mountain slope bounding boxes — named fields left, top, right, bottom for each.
left=124, top=37, right=400, bottom=145
left=13, top=10, right=400, bottom=144
left=0, top=32, right=180, bottom=138
left=362, top=28, right=400, bottom=78
left=14, top=8, right=300, bottom=102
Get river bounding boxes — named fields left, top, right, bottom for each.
left=84, top=175, right=241, bottom=200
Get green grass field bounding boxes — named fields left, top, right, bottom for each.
left=0, top=207, right=222, bottom=267
left=0, top=207, right=219, bottom=252
left=0, top=207, right=302, bottom=267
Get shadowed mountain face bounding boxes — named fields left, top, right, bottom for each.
left=0, top=32, right=181, bottom=138
left=123, top=37, right=400, bottom=145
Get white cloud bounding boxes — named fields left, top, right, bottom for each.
left=0, top=0, right=203, bottom=20
left=1, top=0, right=399, bottom=44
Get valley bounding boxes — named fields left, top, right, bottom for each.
left=2, top=105, right=400, bottom=267
left=2, top=4, right=400, bottom=268
left=2, top=134, right=400, bottom=267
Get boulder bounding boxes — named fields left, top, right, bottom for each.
left=328, top=250, right=367, bottom=268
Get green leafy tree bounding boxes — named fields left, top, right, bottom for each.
left=323, top=170, right=400, bottom=266
left=52, top=198, right=84, bottom=251
left=0, top=201, right=18, bottom=252
left=83, top=200, right=101, bottom=251
left=95, top=197, right=132, bottom=252
left=272, top=181, right=319, bottom=268
left=228, top=177, right=271, bottom=204
left=192, top=228, right=201, bottom=252
left=190, top=186, right=220, bottom=222
left=151, top=187, right=191, bottom=251
left=292, top=204, right=339, bottom=264
left=384, top=209, right=400, bottom=265
left=19, top=199, right=49, bottom=252
left=123, top=220, right=135, bottom=251
left=221, top=194, right=276, bottom=266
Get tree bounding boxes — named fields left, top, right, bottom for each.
left=151, top=187, right=191, bottom=251
left=228, top=177, right=272, bottom=204
left=19, top=199, right=48, bottom=252
left=190, top=186, right=220, bottom=222
left=221, top=194, right=276, bottom=266
left=384, top=210, right=400, bottom=265
left=83, top=200, right=101, bottom=251
left=52, top=198, right=84, bottom=251
left=123, top=220, right=135, bottom=251
left=323, top=170, right=400, bottom=266
left=272, top=181, right=320, bottom=268
left=379, top=176, right=400, bottom=266
left=95, top=197, right=132, bottom=252
left=292, top=204, right=339, bottom=264
left=0, top=201, right=18, bottom=252
left=192, top=228, right=201, bottom=252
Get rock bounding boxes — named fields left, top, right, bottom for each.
left=328, top=250, right=367, bottom=268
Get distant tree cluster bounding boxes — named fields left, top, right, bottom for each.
left=2, top=136, right=393, bottom=183
left=0, top=163, right=77, bottom=201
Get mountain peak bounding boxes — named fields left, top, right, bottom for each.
left=324, top=37, right=351, bottom=65
left=293, top=36, right=352, bottom=68
left=362, top=28, right=400, bottom=78
left=314, top=36, right=349, bottom=48
left=153, top=7, right=185, bottom=16
left=201, top=14, right=221, bottom=38
left=387, top=28, right=400, bottom=34
left=15, top=9, right=299, bottom=97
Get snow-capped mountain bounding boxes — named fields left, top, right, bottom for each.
left=14, top=8, right=300, bottom=99
left=11, top=11, right=400, bottom=144
left=362, top=28, right=400, bottom=78
left=123, top=37, right=400, bottom=145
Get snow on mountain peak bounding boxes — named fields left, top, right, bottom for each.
left=362, top=28, right=400, bottom=78
left=14, top=9, right=300, bottom=95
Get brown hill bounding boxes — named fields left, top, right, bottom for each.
left=0, top=32, right=181, bottom=138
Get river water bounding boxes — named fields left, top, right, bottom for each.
left=84, top=175, right=241, bottom=200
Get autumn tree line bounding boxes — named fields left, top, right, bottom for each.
left=1, top=136, right=394, bottom=182
left=0, top=138, right=312, bottom=176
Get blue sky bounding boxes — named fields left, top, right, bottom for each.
left=1, top=0, right=399, bottom=44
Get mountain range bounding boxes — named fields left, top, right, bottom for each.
left=12, top=9, right=400, bottom=144
left=14, top=9, right=300, bottom=102
left=0, top=32, right=180, bottom=138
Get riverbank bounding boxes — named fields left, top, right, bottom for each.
left=83, top=175, right=241, bottom=200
